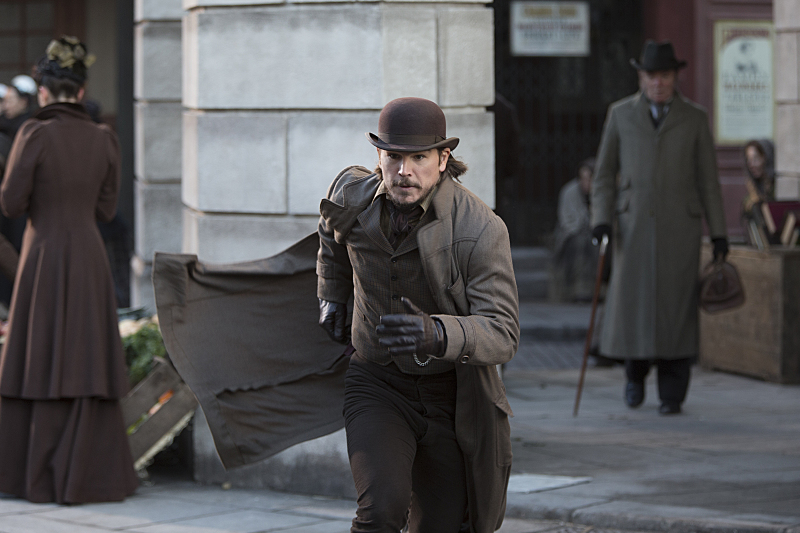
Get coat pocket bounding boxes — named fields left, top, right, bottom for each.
left=495, top=405, right=513, bottom=466
left=494, top=384, right=513, bottom=466
left=446, top=270, right=469, bottom=316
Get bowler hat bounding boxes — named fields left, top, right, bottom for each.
left=630, top=40, right=687, bottom=71
left=367, top=97, right=459, bottom=152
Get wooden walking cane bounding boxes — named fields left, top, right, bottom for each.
left=573, top=234, right=609, bottom=417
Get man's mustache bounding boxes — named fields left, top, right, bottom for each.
left=391, top=180, right=419, bottom=188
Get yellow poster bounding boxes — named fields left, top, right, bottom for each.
left=714, top=20, right=774, bottom=144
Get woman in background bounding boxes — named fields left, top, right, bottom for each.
left=0, top=36, right=137, bottom=504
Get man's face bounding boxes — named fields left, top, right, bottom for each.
left=3, top=88, right=27, bottom=119
left=578, top=166, right=592, bottom=195
left=378, top=148, right=449, bottom=211
left=639, top=69, right=677, bottom=104
left=746, top=145, right=766, bottom=179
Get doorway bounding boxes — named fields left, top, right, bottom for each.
left=493, top=0, right=644, bottom=245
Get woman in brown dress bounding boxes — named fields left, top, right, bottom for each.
left=0, top=37, right=138, bottom=503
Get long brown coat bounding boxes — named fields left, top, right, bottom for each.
left=591, top=92, right=727, bottom=359
left=318, top=167, right=519, bottom=533
left=0, top=103, right=136, bottom=503
left=153, top=168, right=519, bottom=533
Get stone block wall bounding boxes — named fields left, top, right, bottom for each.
left=133, top=0, right=184, bottom=310
left=182, top=1, right=495, bottom=263
left=774, top=0, right=800, bottom=200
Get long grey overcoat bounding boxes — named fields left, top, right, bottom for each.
left=591, top=92, right=727, bottom=359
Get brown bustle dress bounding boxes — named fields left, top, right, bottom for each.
left=0, top=103, right=138, bottom=503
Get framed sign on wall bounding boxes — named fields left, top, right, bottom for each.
left=510, top=1, right=590, bottom=57
left=714, top=20, right=774, bottom=145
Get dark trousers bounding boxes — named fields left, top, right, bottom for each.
left=626, top=357, right=693, bottom=405
left=344, top=354, right=467, bottom=533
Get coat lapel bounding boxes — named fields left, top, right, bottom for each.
left=657, top=93, right=687, bottom=136
left=633, top=93, right=657, bottom=137
left=356, top=197, right=394, bottom=254
left=416, top=177, right=464, bottom=316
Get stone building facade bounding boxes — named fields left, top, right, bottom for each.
left=775, top=0, right=800, bottom=200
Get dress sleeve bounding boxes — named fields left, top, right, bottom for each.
left=95, top=125, right=121, bottom=223
left=1, top=120, right=43, bottom=219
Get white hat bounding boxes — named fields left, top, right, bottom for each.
left=0, top=83, right=7, bottom=99
left=11, top=75, right=37, bottom=96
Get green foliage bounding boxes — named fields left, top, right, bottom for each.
left=123, top=322, right=167, bottom=386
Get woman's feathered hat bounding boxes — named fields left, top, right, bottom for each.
left=35, top=36, right=95, bottom=84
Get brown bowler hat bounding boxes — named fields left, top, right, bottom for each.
left=367, top=97, right=459, bottom=152
left=630, top=40, right=687, bottom=71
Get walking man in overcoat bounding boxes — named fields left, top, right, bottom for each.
left=317, top=97, right=519, bottom=532
left=591, top=41, right=729, bottom=415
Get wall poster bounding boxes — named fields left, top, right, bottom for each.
left=510, top=1, right=590, bottom=57
left=714, top=20, right=774, bottom=144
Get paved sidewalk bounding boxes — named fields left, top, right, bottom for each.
left=0, top=478, right=651, bottom=533
left=502, top=364, right=800, bottom=533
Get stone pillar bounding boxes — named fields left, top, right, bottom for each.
left=774, top=0, right=800, bottom=200
left=132, top=0, right=185, bottom=311
left=181, top=0, right=495, bottom=494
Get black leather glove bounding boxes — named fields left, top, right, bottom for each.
left=592, top=224, right=612, bottom=246
left=319, top=299, right=349, bottom=344
left=712, top=237, right=729, bottom=262
left=376, top=297, right=446, bottom=357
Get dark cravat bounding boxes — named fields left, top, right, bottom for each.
left=387, top=202, right=423, bottom=249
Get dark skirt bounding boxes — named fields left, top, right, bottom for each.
left=0, top=395, right=138, bottom=503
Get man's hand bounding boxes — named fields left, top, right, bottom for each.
left=376, top=297, right=446, bottom=357
left=319, top=299, right=349, bottom=344
left=592, top=224, right=612, bottom=246
left=712, top=237, right=729, bottom=262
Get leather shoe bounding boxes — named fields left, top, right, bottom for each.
left=625, top=381, right=644, bottom=408
left=658, top=402, right=681, bottom=415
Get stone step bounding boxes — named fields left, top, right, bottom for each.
left=511, top=246, right=551, bottom=272
left=518, top=301, right=592, bottom=341
left=512, top=246, right=552, bottom=302
left=515, top=271, right=550, bottom=302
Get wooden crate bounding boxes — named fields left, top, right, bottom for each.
left=699, top=244, right=800, bottom=383
left=121, top=357, right=198, bottom=471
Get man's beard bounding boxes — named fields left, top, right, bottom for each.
left=388, top=182, right=426, bottom=213
left=386, top=175, right=442, bottom=213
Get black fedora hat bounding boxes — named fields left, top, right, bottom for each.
left=367, top=97, right=459, bottom=152
left=630, top=40, right=687, bottom=71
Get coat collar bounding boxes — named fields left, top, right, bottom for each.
left=34, top=102, right=91, bottom=122
left=633, top=91, right=688, bottom=135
